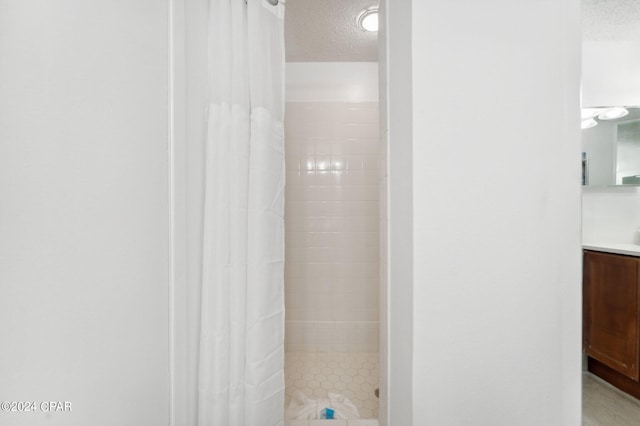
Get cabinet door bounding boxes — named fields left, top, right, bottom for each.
left=584, top=251, right=640, bottom=380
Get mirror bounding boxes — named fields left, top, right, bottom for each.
left=582, top=106, right=640, bottom=186
left=581, top=0, right=640, bottom=187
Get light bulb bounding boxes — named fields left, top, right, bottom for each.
left=598, top=107, right=629, bottom=120
left=581, top=118, right=598, bottom=129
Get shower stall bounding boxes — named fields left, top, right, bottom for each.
left=0, top=1, right=385, bottom=425
left=283, top=63, right=381, bottom=421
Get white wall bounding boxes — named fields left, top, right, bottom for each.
left=583, top=186, right=640, bottom=243
left=379, top=0, right=414, bottom=424
left=582, top=41, right=640, bottom=107
left=283, top=63, right=381, bottom=354
left=176, top=0, right=209, bottom=424
left=385, top=0, right=582, bottom=424
left=0, top=2, right=170, bottom=425
left=284, top=102, right=380, bottom=353
left=286, top=63, right=378, bottom=103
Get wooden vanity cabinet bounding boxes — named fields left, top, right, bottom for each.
left=583, top=250, right=640, bottom=397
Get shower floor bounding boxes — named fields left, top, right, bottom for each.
left=285, top=351, right=379, bottom=419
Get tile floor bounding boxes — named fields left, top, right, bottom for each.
left=285, top=351, right=379, bottom=420
left=285, top=368, right=640, bottom=425
left=287, top=421, right=378, bottom=426
left=583, top=372, right=640, bottom=425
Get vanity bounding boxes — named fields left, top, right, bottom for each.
left=583, top=243, right=640, bottom=398
left=581, top=103, right=640, bottom=397
left=581, top=107, right=640, bottom=396
left=580, top=0, right=640, bottom=404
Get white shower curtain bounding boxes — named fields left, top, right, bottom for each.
left=198, top=0, right=285, bottom=425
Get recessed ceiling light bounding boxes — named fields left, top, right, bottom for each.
left=357, top=8, right=379, bottom=32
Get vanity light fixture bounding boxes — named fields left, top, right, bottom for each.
left=357, top=8, right=379, bottom=32
left=581, top=108, right=602, bottom=120
left=598, top=107, right=629, bottom=120
left=581, top=118, right=598, bottom=129
left=581, top=106, right=633, bottom=130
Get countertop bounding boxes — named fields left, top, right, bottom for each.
left=583, top=242, right=640, bottom=257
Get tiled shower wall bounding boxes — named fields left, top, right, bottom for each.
left=285, top=102, right=379, bottom=352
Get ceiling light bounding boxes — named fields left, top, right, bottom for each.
left=357, top=8, right=378, bottom=32
left=581, top=118, right=598, bottom=129
left=598, top=107, right=629, bottom=120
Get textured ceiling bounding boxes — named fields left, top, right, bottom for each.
left=583, top=0, right=640, bottom=40
left=286, top=0, right=638, bottom=61
left=285, top=0, right=379, bottom=62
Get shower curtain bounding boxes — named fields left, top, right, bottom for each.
left=198, top=0, right=285, bottom=425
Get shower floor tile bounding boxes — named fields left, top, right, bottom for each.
left=285, top=351, right=379, bottom=419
